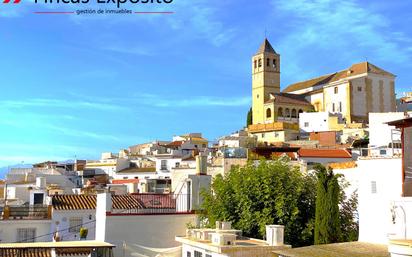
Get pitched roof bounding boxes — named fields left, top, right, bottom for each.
left=265, top=93, right=312, bottom=106
left=52, top=195, right=96, bottom=210
left=256, top=38, right=277, bottom=55
left=283, top=62, right=395, bottom=93
left=52, top=194, right=156, bottom=210
left=0, top=249, right=51, bottom=257
left=298, top=148, right=352, bottom=158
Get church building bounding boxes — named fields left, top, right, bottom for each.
left=248, top=38, right=396, bottom=144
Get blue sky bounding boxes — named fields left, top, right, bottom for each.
left=0, top=0, right=411, bottom=166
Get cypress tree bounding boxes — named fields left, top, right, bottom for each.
left=246, top=107, right=253, bottom=126
left=314, top=164, right=341, bottom=244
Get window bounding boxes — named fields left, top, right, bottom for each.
left=278, top=107, right=283, bottom=117
left=358, top=86, right=362, bottom=92
left=371, top=181, right=377, bottom=194
left=285, top=108, right=290, bottom=118
left=206, top=254, right=212, bottom=257
left=161, top=160, right=167, bottom=170
left=194, top=251, right=202, bottom=257
left=380, top=149, right=387, bottom=155
left=262, top=133, right=265, bottom=138
left=257, top=94, right=259, bottom=99
left=334, top=87, right=338, bottom=94
left=275, top=132, right=279, bottom=137
left=273, top=59, right=277, bottom=69
left=17, top=228, right=36, bottom=242
left=254, top=60, right=257, bottom=69
left=339, top=102, right=342, bottom=112
left=266, top=108, right=271, bottom=118
left=266, top=58, right=270, bottom=67
left=291, top=109, right=297, bottom=118
left=187, top=252, right=191, bottom=257
left=258, top=59, right=262, bottom=67
left=332, top=103, right=335, bottom=112
left=69, top=217, right=83, bottom=233
left=304, top=122, right=309, bottom=127
left=175, top=162, right=180, bottom=168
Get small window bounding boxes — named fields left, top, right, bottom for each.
left=334, top=87, right=338, bottom=94
left=175, top=162, right=180, bottom=168
left=358, top=86, right=362, bottom=92
left=187, top=252, right=191, bottom=257
left=304, top=122, right=309, bottom=127
left=194, top=251, right=202, bottom=257
left=258, top=59, right=262, bottom=67
left=273, top=59, right=277, bottom=68
left=275, top=132, right=279, bottom=137
left=332, top=103, right=335, bottom=112
left=161, top=160, right=167, bottom=170
left=371, top=181, right=377, bottom=194
left=262, top=133, right=265, bottom=138
left=69, top=217, right=83, bottom=233
left=266, top=58, right=270, bottom=67
left=257, top=94, right=259, bottom=99
left=266, top=108, right=272, bottom=118
left=17, top=228, right=36, bottom=243
left=380, top=149, right=387, bottom=155
left=254, top=60, right=257, bottom=69
left=339, top=102, right=342, bottom=112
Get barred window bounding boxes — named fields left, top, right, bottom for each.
left=17, top=228, right=36, bottom=242
left=69, top=217, right=83, bottom=233
left=194, top=251, right=202, bottom=257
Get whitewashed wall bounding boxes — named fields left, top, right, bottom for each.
left=0, top=220, right=52, bottom=243
left=51, top=210, right=96, bottom=241
left=358, top=157, right=403, bottom=243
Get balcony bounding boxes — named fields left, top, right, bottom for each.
left=248, top=122, right=299, bottom=133
left=1, top=205, right=51, bottom=220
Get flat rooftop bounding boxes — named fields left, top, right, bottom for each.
left=273, top=241, right=389, bottom=257
left=0, top=240, right=114, bottom=249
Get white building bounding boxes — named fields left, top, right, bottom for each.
left=368, top=112, right=405, bottom=157
left=299, top=112, right=344, bottom=133
left=176, top=222, right=290, bottom=257
left=95, top=193, right=197, bottom=257
left=50, top=195, right=97, bottom=241
left=218, top=130, right=256, bottom=148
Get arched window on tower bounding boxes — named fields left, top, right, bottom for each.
left=278, top=107, right=283, bottom=117
left=267, top=58, right=270, bottom=67
left=273, top=59, right=277, bottom=69
left=266, top=108, right=272, bottom=118
left=285, top=108, right=290, bottom=118
left=254, top=60, right=257, bottom=69
left=258, top=59, right=262, bottom=67
left=291, top=109, right=297, bottom=118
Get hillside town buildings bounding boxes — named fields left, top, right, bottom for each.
left=0, top=38, right=411, bottom=257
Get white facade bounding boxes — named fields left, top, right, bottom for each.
left=50, top=209, right=96, bottom=241
left=357, top=157, right=403, bottom=243
left=299, top=112, right=341, bottom=133
left=95, top=193, right=196, bottom=257
left=0, top=220, right=52, bottom=243
left=369, top=112, right=404, bottom=148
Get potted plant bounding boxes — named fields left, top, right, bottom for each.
left=79, top=227, right=88, bottom=240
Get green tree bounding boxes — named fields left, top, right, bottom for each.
left=314, top=165, right=342, bottom=244
left=340, top=190, right=359, bottom=242
left=201, top=158, right=317, bottom=247
left=246, top=107, right=253, bottom=126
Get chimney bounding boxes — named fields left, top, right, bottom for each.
left=196, top=155, right=207, bottom=175
left=266, top=225, right=284, bottom=246
left=36, top=177, right=46, bottom=189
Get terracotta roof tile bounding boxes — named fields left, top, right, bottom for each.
left=0, top=249, right=51, bottom=257
left=52, top=194, right=146, bottom=210
left=298, top=149, right=352, bottom=158
left=265, top=93, right=312, bottom=106
left=52, top=195, right=96, bottom=210
left=283, top=62, right=394, bottom=93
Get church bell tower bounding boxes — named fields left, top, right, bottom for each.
left=251, top=38, right=280, bottom=125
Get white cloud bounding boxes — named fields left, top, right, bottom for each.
left=271, top=0, right=412, bottom=83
